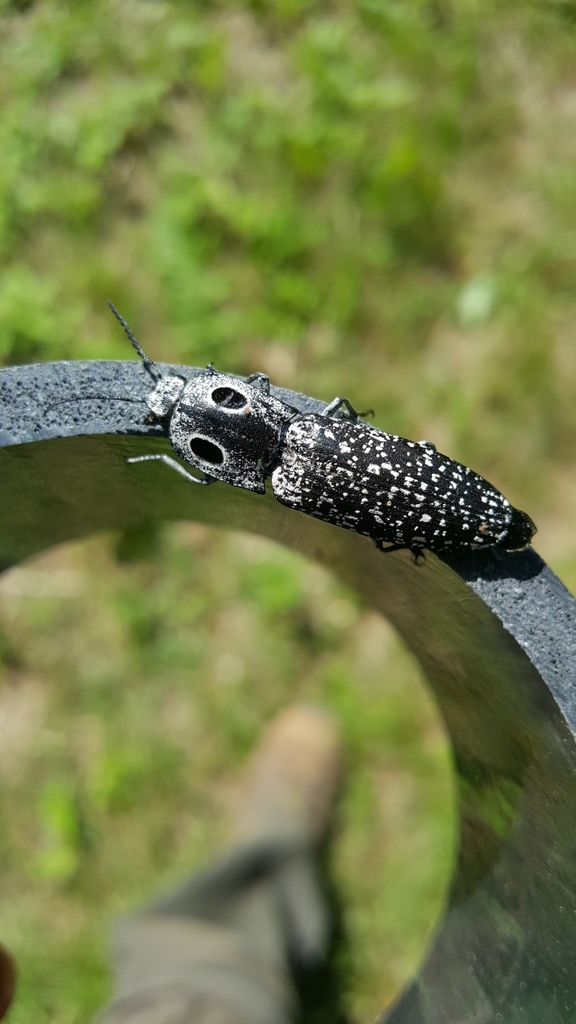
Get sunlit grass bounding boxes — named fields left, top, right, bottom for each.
left=0, top=530, right=455, bottom=1022
left=1, top=0, right=576, bottom=1018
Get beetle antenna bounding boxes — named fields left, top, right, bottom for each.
left=108, top=301, right=161, bottom=382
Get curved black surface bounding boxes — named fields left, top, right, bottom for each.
left=1, top=360, right=576, bottom=1024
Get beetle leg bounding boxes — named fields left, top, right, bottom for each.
left=324, top=396, right=374, bottom=420
left=372, top=538, right=405, bottom=554
left=324, top=397, right=360, bottom=420
left=372, top=538, right=425, bottom=564
left=246, top=372, right=271, bottom=394
left=127, top=454, right=211, bottom=485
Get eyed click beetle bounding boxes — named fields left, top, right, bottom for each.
left=110, top=303, right=536, bottom=558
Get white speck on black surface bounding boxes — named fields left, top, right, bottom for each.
left=271, top=415, right=517, bottom=552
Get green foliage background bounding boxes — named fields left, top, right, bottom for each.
left=0, top=0, right=576, bottom=1020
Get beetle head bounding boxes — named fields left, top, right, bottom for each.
left=146, top=374, right=187, bottom=418
left=107, top=303, right=293, bottom=493
left=166, top=370, right=294, bottom=493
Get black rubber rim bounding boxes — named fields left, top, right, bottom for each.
left=1, top=359, right=575, bottom=1023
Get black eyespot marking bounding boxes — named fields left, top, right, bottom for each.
left=211, top=387, right=246, bottom=410
left=190, top=437, right=224, bottom=464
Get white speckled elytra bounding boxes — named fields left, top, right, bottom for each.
left=110, top=303, right=536, bottom=557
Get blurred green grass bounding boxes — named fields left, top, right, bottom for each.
left=1, top=0, right=576, bottom=1019
left=0, top=532, right=454, bottom=1023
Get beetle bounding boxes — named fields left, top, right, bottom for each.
left=110, top=303, right=536, bottom=558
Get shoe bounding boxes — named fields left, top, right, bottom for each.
left=232, top=705, right=343, bottom=846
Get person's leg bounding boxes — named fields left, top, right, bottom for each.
left=95, top=706, right=343, bottom=1024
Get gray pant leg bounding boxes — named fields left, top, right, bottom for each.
left=95, top=840, right=330, bottom=1024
